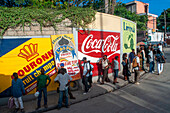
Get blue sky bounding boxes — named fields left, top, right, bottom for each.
left=122, top=0, right=170, bottom=16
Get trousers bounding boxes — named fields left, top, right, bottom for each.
left=157, top=62, right=163, bottom=74
left=14, top=97, right=24, bottom=109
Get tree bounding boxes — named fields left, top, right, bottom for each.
left=114, top=3, right=148, bottom=31
left=157, top=8, right=170, bottom=32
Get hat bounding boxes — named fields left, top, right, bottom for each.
left=60, top=63, right=64, bottom=67
left=82, top=57, right=87, bottom=61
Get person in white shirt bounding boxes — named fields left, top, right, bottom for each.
left=133, top=53, right=140, bottom=85
left=99, top=55, right=110, bottom=84
left=54, top=69, right=72, bottom=109
left=81, top=57, right=90, bottom=94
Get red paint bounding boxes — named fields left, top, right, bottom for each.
left=78, top=30, right=120, bottom=77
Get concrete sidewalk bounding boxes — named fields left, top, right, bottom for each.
left=0, top=71, right=145, bottom=113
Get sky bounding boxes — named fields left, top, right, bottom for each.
left=122, top=0, right=170, bottom=16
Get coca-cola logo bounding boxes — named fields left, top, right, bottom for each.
left=81, top=34, right=119, bottom=54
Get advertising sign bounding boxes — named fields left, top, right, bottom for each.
left=122, top=19, right=136, bottom=53
left=51, top=34, right=80, bottom=81
left=0, top=37, right=57, bottom=97
left=77, top=30, right=120, bottom=76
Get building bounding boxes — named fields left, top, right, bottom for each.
left=126, top=0, right=158, bottom=42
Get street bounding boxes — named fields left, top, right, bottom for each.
left=45, top=47, right=170, bottom=113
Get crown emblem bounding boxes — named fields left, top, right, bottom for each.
left=18, top=43, right=39, bottom=62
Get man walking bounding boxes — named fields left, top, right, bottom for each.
left=129, top=49, right=135, bottom=72
left=81, top=57, right=90, bottom=94
left=11, top=72, right=25, bottom=113
left=54, top=69, right=72, bottom=109
left=36, top=68, right=51, bottom=110
left=99, top=55, right=110, bottom=84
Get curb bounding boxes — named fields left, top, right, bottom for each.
left=28, top=71, right=146, bottom=113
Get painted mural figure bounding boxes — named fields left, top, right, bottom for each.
left=11, top=72, right=25, bottom=113
left=36, top=68, right=51, bottom=110
left=124, top=34, right=134, bottom=50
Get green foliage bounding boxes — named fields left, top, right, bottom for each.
left=114, top=3, right=148, bottom=31
left=0, top=6, right=96, bottom=36
left=157, top=8, right=170, bottom=32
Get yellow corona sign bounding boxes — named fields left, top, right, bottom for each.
left=0, top=37, right=58, bottom=97
left=122, top=19, right=136, bottom=53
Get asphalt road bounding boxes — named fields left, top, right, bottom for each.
left=45, top=47, right=170, bottom=113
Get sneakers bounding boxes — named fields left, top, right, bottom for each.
left=135, top=82, right=140, bottom=85
left=83, top=92, right=87, bottom=95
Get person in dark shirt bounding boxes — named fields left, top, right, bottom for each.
left=129, top=49, right=135, bottom=72
left=36, top=68, right=51, bottom=110
left=11, top=72, right=25, bottom=113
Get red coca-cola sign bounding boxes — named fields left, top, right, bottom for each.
left=78, top=30, right=120, bottom=76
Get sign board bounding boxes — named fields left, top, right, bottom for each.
left=51, top=34, right=80, bottom=81
left=77, top=30, right=120, bottom=76
left=122, top=19, right=136, bottom=53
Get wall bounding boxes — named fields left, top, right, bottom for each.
left=135, top=1, right=149, bottom=14
left=148, top=16, right=157, bottom=29
left=3, top=19, right=72, bottom=36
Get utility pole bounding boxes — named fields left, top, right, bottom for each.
left=164, top=9, right=167, bottom=40
left=105, top=0, right=109, bottom=14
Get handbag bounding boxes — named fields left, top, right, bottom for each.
left=8, top=97, right=14, bottom=109
left=159, top=56, right=165, bottom=63
left=121, top=60, right=126, bottom=66
left=127, top=70, right=131, bottom=76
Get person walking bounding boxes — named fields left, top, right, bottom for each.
left=122, top=53, right=130, bottom=82
left=132, top=53, right=140, bottom=85
left=99, top=55, right=110, bottom=84
left=54, top=69, right=72, bottom=109
left=148, top=47, right=154, bottom=73
left=58, top=63, right=76, bottom=99
left=113, top=56, right=119, bottom=84
left=81, top=57, right=90, bottom=94
left=36, top=68, right=51, bottom=110
left=155, top=49, right=166, bottom=75
left=129, top=49, right=135, bottom=73
left=88, top=61, right=94, bottom=89
left=11, top=72, right=25, bottom=113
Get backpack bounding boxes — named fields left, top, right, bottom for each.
left=132, top=57, right=138, bottom=68
left=8, top=97, right=14, bottom=109
left=84, top=62, right=93, bottom=75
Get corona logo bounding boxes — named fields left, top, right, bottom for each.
left=18, top=43, right=39, bottom=62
